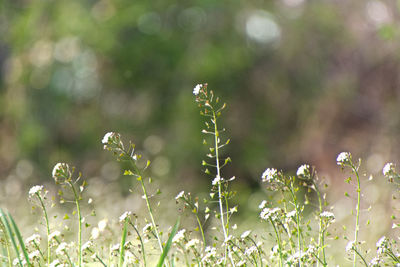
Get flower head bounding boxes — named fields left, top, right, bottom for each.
left=28, top=185, right=44, bottom=197
left=193, top=84, right=202, bottom=96
left=175, top=191, right=185, bottom=200
left=320, top=211, right=335, bottom=224
left=337, top=152, right=351, bottom=166
left=119, top=211, right=132, bottom=222
left=296, top=164, right=310, bottom=177
left=383, top=162, right=395, bottom=176
left=102, top=132, right=114, bottom=144
left=52, top=163, right=71, bottom=183
left=261, top=168, right=278, bottom=183
left=172, top=229, right=186, bottom=243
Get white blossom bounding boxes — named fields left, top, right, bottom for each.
left=185, top=238, right=200, bottom=250
left=28, top=185, right=43, bottom=197
left=119, top=211, right=131, bottom=222
left=193, top=84, right=202, bottom=95
left=82, top=241, right=93, bottom=251
left=337, top=152, right=351, bottom=166
left=296, top=164, right=310, bottom=177
left=49, top=230, right=61, bottom=240
left=175, top=191, right=185, bottom=200
left=56, top=242, right=68, bottom=255
left=240, top=230, right=251, bottom=239
left=383, top=162, right=394, bottom=176
left=49, top=259, right=60, bottom=267
left=320, top=211, right=335, bottom=223
left=345, top=240, right=355, bottom=253
left=102, top=132, right=114, bottom=144
left=98, top=219, right=108, bottom=231
left=25, top=234, right=41, bottom=244
left=172, top=229, right=186, bottom=243
left=261, top=168, right=277, bottom=182
left=142, top=223, right=152, bottom=233
left=259, top=200, right=267, bottom=209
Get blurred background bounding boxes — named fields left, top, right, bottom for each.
left=1, top=0, right=400, bottom=258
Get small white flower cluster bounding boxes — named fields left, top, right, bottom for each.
left=201, top=246, right=217, bottom=264
left=185, top=238, right=200, bottom=250
left=286, top=250, right=306, bottom=266
left=337, top=152, right=351, bottom=166
left=244, top=246, right=258, bottom=256
left=261, top=168, right=278, bottom=183
left=376, top=236, right=389, bottom=255
left=28, top=185, right=43, bottom=197
left=382, top=162, right=396, bottom=182
left=142, top=223, right=153, bottom=233
left=240, top=230, right=251, bottom=239
left=82, top=240, right=93, bottom=251
left=25, top=234, right=41, bottom=245
left=52, top=163, right=71, bottom=183
left=212, top=176, right=224, bottom=185
left=260, top=207, right=281, bottom=222
left=193, top=84, right=203, bottom=96
left=296, top=164, right=310, bottom=177
left=345, top=240, right=355, bottom=253
left=49, top=230, right=61, bottom=241
left=102, top=132, right=123, bottom=152
left=56, top=242, right=68, bottom=255
left=119, top=211, right=132, bottom=222
left=370, top=256, right=381, bottom=267
left=175, top=190, right=185, bottom=200
left=172, top=229, right=186, bottom=243
left=320, top=211, right=335, bottom=224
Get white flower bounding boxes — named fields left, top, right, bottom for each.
left=261, top=168, right=277, bottom=182
left=119, top=211, right=131, bottom=222
left=337, top=152, right=351, bottom=166
left=110, top=243, right=120, bottom=252
left=52, top=163, right=70, bottom=181
left=142, top=223, right=152, bottom=233
left=175, top=191, right=185, bottom=200
left=259, top=200, right=267, bottom=209
left=185, top=238, right=200, bottom=249
left=320, top=211, right=335, bottom=223
left=345, top=240, right=355, bottom=253
left=172, top=229, right=186, bottom=243
left=193, top=84, right=202, bottom=95
left=82, top=241, right=93, bottom=251
left=28, top=250, right=40, bottom=260
left=91, top=227, right=100, bottom=240
left=244, top=246, right=258, bottom=256
left=49, top=259, right=60, bottom=267
left=260, top=207, right=281, bottom=221
left=212, top=176, right=223, bottom=185
left=49, top=230, right=61, bottom=240
left=240, top=230, right=251, bottom=239
left=102, top=132, right=114, bottom=144
left=25, top=234, right=41, bottom=244
left=383, top=162, right=394, bottom=176
left=370, top=257, right=381, bottom=266
left=28, top=185, right=43, bottom=197
left=56, top=242, right=68, bottom=255
left=296, top=164, right=310, bottom=177
left=98, top=219, right=108, bottom=231
left=376, top=236, right=388, bottom=255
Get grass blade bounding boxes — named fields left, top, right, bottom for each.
left=118, top=220, right=128, bottom=267
left=0, top=209, right=22, bottom=267
left=7, top=213, right=30, bottom=266
left=156, top=218, right=180, bottom=267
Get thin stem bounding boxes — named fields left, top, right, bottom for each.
left=194, top=214, right=206, bottom=247
left=130, top=160, right=163, bottom=253
left=37, top=193, right=51, bottom=267
left=129, top=221, right=147, bottom=266
left=288, top=183, right=303, bottom=267
left=353, top=248, right=368, bottom=267
left=270, top=219, right=283, bottom=267
left=352, top=165, right=361, bottom=267
left=313, top=183, right=327, bottom=267
left=69, top=182, right=82, bottom=267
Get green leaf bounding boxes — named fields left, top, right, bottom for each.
left=156, top=218, right=180, bottom=267
left=63, top=214, right=70, bottom=220
left=0, top=209, right=23, bottom=267
left=118, top=220, right=128, bottom=267
left=8, top=213, right=31, bottom=266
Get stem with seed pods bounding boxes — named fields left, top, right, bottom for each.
left=351, top=162, right=361, bottom=267
left=68, top=181, right=82, bottom=267
left=35, top=192, right=51, bottom=267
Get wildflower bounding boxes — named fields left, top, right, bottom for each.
left=172, top=229, right=186, bottom=243
left=28, top=251, right=40, bottom=260
left=25, top=234, right=41, bottom=244
left=56, top=242, right=68, bottom=255
left=345, top=240, right=355, bottom=253
left=175, top=191, right=185, bottom=200
left=82, top=241, right=93, bottom=251
left=98, top=219, right=108, bottom=231
left=202, top=246, right=217, bottom=263
left=111, top=243, right=120, bottom=252
left=142, top=223, right=152, bottom=233
left=370, top=257, right=381, bottom=266
left=259, top=200, right=267, bottom=209
left=376, top=236, right=388, bottom=255
left=52, top=163, right=71, bottom=183
left=49, top=230, right=61, bottom=240
left=193, top=84, right=202, bottom=95
left=240, top=230, right=251, bottom=239
left=28, top=185, right=43, bottom=197
left=261, top=168, right=278, bottom=183
left=383, top=162, right=395, bottom=176
left=296, top=164, right=310, bottom=177
left=49, top=259, right=60, bottom=267
left=212, top=176, right=223, bottom=185
left=102, top=132, right=114, bottom=144
left=185, top=238, right=200, bottom=250
left=91, top=227, right=100, bottom=240
left=244, top=246, right=258, bottom=256
left=119, top=211, right=131, bottom=222
left=336, top=152, right=351, bottom=166
left=260, top=207, right=281, bottom=222
left=320, top=211, right=335, bottom=223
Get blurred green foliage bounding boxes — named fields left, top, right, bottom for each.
left=1, top=0, right=400, bottom=193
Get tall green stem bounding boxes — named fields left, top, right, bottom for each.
left=37, top=194, right=51, bottom=267
left=69, top=182, right=82, bottom=267
left=270, top=219, right=283, bottom=267
left=352, top=165, right=361, bottom=267
left=288, top=184, right=302, bottom=267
